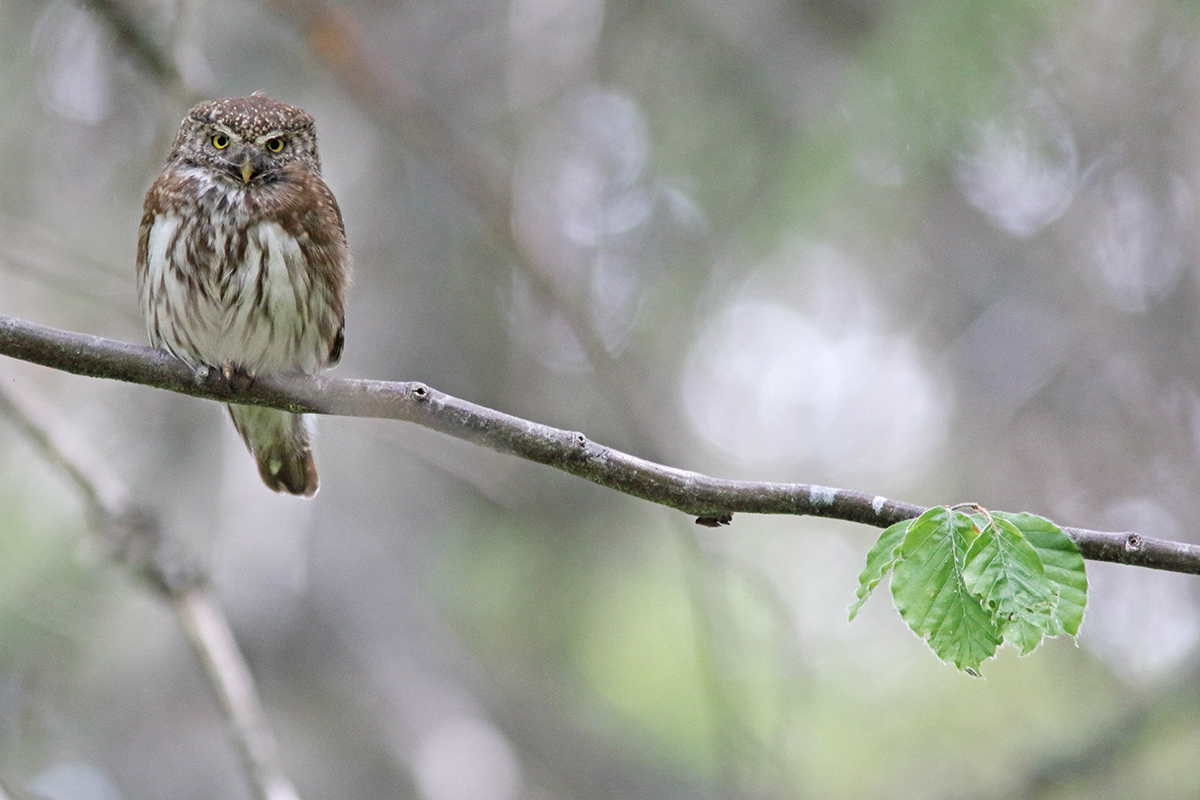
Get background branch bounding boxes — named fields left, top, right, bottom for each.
left=4, top=311, right=1198, bottom=575
left=0, top=379, right=301, bottom=800
left=86, top=0, right=197, bottom=103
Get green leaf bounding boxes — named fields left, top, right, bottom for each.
left=848, top=506, right=1088, bottom=674
left=848, top=518, right=912, bottom=621
left=962, top=516, right=1056, bottom=655
left=892, top=507, right=1001, bottom=673
left=993, top=511, right=1087, bottom=637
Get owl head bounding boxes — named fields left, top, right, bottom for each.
left=167, top=94, right=323, bottom=186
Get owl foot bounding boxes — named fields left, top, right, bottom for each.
left=221, top=364, right=256, bottom=394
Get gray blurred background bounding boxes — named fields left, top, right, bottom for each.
left=2, top=0, right=1200, bottom=797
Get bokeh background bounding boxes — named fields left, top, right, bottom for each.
left=2, top=0, right=1200, bottom=797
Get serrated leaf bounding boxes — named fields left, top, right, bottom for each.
left=993, top=511, right=1087, bottom=637
left=892, top=507, right=1001, bottom=673
left=848, top=518, right=912, bottom=621
left=962, top=517, right=1057, bottom=655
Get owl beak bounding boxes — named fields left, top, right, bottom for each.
left=240, top=157, right=255, bottom=184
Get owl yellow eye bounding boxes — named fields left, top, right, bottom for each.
left=265, top=137, right=286, bottom=153
left=212, top=133, right=230, bottom=149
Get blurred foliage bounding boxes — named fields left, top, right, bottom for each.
left=3, top=0, right=1200, bottom=799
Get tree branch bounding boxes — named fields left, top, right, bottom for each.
left=3, top=311, right=1200, bottom=575
left=86, top=0, right=196, bottom=102
left=0, top=366, right=301, bottom=800
left=172, top=588, right=302, bottom=800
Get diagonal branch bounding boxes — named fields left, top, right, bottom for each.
left=3, top=311, right=1200, bottom=575
left=0, top=350, right=301, bottom=800
left=86, top=0, right=196, bottom=102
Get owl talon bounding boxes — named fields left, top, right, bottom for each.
left=221, top=364, right=256, bottom=393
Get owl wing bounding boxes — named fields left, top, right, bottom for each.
left=305, top=178, right=350, bottom=369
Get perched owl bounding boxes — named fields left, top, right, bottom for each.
left=137, top=95, right=351, bottom=496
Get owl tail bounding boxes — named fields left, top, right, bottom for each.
left=227, top=404, right=319, bottom=497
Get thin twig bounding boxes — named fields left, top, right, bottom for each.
left=173, top=588, right=302, bottom=800
left=85, top=0, right=198, bottom=103
left=3, top=312, right=1199, bottom=575
left=0, top=378, right=301, bottom=800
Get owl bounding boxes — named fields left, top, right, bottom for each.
left=137, top=95, right=351, bottom=496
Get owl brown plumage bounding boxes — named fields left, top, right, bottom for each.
left=137, top=95, right=350, bottom=496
